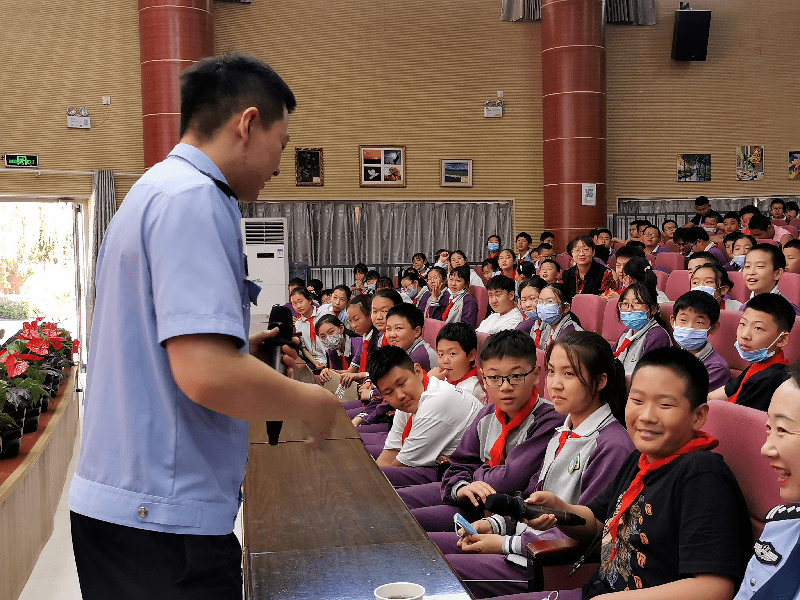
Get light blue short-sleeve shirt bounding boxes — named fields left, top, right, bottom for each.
left=69, top=144, right=253, bottom=535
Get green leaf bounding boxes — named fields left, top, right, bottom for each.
left=11, top=378, right=44, bottom=405
left=0, top=412, right=16, bottom=429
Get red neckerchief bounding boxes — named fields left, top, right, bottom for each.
left=555, top=431, right=580, bottom=456
left=442, top=298, right=455, bottom=320
left=447, top=367, right=478, bottom=386
left=720, top=299, right=726, bottom=310
left=488, top=388, right=539, bottom=467
left=534, top=329, right=543, bottom=349
left=359, top=336, right=370, bottom=372
left=728, top=350, right=788, bottom=404
left=402, top=372, right=430, bottom=445
left=488, top=252, right=499, bottom=259
left=607, top=432, right=718, bottom=561
left=301, top=313, right=316, bottom=350
left=341, top=354, right=349, bottom=370
left=613, top=338, right=632, bottom=359
left=381, top=332, right=390, bottom=346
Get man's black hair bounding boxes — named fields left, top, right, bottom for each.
left=332, top=284, right=352, bottom=300
left=179, top=53, right=296, bottom=139
left=539, top=258, right=562, bottom=272
left=771, top=198, right=786, bottom=208
left=479, top=329, right=538, bottom=365
left=703, top=213, right=721, bottom=223
left=723, top=211, right=741, bottom=223
left=688, top=251, right=718, bottom=266
left=615, top=245, right=646, bottom=261
left=288, top=277, right=306, bottom=288
left=631, top=347, right=709, bottom=410
left=365, top=269, right=381, bottom=281
left=367, top=346, right=416, bottom=384
left=535, top=243, right=553, bottom=254
left=594, top=227, right=613, bottom=237
left=516, top=232, right=533, bottom=245
left=437, top=322, right=478, bottom=355
left=373, top=288, right=403, bottom=305
left=386, top=303, right=424, bottom=330
left=748, top=243, right=787, bottom=271
left=450, top=265, right=472, bottom=283
left=540, top=231, right=555, bottom=241
left=784, top=239, right=800, bottom=251
left=673, top=290, right=721, bottom=326
left=739, top=205, right=761, bottom=217
left=746, top=293, right=796, bottom=334
left=487, top=274, right=516, bottom=293
left=695, top=195, right=710, bottom=206
left=748, top=213, right=772, bottom=233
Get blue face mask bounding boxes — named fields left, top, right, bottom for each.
left=731, top=254, right=746, bottom=268
left=365, top=283, right=376, bottom=292
left=673, top=326, right=709, bottom=351
left=405, top=287, right=418, bottom=300
left=620, top=310, right=649, bottom=331
left=524, top=308, right=538, bottom=321
left=735, top=334, right=783, bottom=363
left=692, top=285, right=717, bottom=297
left=488, top=242, right=500, bottom=253
left=537, top=303, right=562, bottom=325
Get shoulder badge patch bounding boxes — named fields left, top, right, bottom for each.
left=568, top=454, right=580, bottom=474
left=754, top=540, right=782, bottom=566
left=765, top=504, right=800, bottom=522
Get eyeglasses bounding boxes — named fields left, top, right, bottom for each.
left=483, top=369, right=535, bottom=388
left=619, top=302, right=649, bottom=311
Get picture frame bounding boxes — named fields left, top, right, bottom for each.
left=295, top=148, right=323, bottom=186
left=736, top=145, right=764, bottom=181
left=676, top=154, right=711, bottom=182
left=789, top=151, right=800, bottom=180
left=440, top=159, right=473, bottom=187
left=359, top=145, right=406, bottom=187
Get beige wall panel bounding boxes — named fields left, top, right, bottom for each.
left=215, top=2, right=544, bottom=236
left=0, top=1, right=144, bottom=200
left=606, top=0, right=800, bottom=211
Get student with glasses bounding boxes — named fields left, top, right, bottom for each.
left=561, top=235, right=616, bottom=298
left=613, top=282, right=671, bottom=376
left=530, top=283, right=583, bottom=352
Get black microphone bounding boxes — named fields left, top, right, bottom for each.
left=485, top=493, right=586, bottom=526
left=254, top=305, right=296, bottom=445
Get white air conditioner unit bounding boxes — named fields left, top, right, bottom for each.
left=241, top=217, right=288, bottom=322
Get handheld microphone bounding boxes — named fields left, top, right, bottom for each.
left=254, top=305, right=296, bottom=445
left=485, top=493, right=586, bottom=526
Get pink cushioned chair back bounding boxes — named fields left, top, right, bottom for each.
left=601, top=299, right=626, bottom=347
left=782, top=316, right=800, bottom=364
left=665, top=240, right=678, bottom=252
left=536, top=348, right=549, bottom=400
left=659, top=302, right=674, bottom=323
left=472, top=265, right=487, bottom=284
left=469, top=285, right=489, bottom=326
left=556, top=254, right=572, bottom=270
left=655, top=270, right=668, bottom=292
left=421, top=317, right=446, bottom=348
left=778, top=272, right=800, bottom=307
left=783, top=225, right=798, bottom=238
left=664, top=270, right=690, bottom=301
left=772, top=219, right=787, bottom=226
left=654, top=252, right=685, bottom=273
left=726, top=271, right=749, bottom=303
left=570, top=294, right=606, bottom=335
left=758, top=239, right=779, bottom=247
left=704, top=400, right=783, bottom=539
left=709, top=309, right=749, bottom=375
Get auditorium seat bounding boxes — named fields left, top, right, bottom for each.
left=570, top=294, right=606, bottom=335
left=784, top=225, right=798, bottom=238
left=393, top=275, right=399, bottom=288
left=783, top=316, right=800, bottom=364
left=791, top=218, right=800, bottom=228
left=601, top=299, right=626, bottom=347
left=771, top=219, right=787, bottom=226
left=471, top=265, right=487, bottom=284
left=608, top=255, right=617, bottom=271
left=659, top=302, right=674, bottom=323
left=476, top=331, right=490, bottom=352
left=421, top=318, right=446, bottom=348
left=613, top=241, right=625, bottom=251
left=709, top=309, right=749, bottom=377
left=665, top=240, right=678, bottom=252
left=655, top=270, right=668, bottom=292
left=555, top=253, right=572, bottom=270
left=778, top=272, right=800, bottom=306
left=758, top=239, right=780, bottom=247
left=469, top=285, right=489, bottom=326
left=726, top=271, right=749, bottom=303
left=664, top=269, right=690, bottom=301
left=536, top=348, right=549, bottom=400
left=654, top=252, right=685, bottom=273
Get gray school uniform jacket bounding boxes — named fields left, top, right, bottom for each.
left=613, top=318, right=671, bottom=377
left=532, top=314, right=582, bottom=351
left=407, top=337, right=438, bottom=371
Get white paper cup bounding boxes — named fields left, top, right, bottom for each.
left=374, top=581, right=425, bottom=600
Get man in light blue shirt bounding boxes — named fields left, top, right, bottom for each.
left=68, top=53, right=340, bottom=599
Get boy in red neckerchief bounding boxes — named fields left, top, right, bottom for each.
left=708, top=293, right=793, bottom=412
left=490, top=347, right=752, bottom=600
left=428, top=322, right=486, bottom=404
left=369, top=346, right=482, bottom=488
left=398, top=330, right=561, bottom=531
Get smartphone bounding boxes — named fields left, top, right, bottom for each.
left=454, top=513, right=478, bottom=536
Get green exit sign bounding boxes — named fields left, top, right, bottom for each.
left=4, top=154, right=39, bottom=168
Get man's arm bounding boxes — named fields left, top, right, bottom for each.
left=708, top=385, right=729, bottom=401
left=166, top=333, right=339, bottom=442
left=376, top=449, right=403, bottom=468
left=600, top=574, right=734, bottom=600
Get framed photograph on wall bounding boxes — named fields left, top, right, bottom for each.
left=440, top=159, right=473, bottom=187
left=676, top=154, right=711, bottom=182
left=736, top=145, right=764, bottom=181
left=359, top=146, right=406, bottom=187
left=789, top=151, right=800, bottom=180
left=295, top=148, right=323, bottom=186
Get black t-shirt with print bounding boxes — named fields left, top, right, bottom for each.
left=724, top=363, right=789, bottom=412
left=581, top=450, right=752, bottom=598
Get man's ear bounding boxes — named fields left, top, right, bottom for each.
left=413, top=363, right=426, bottom=379
left=708, top=321, right=721, bottom=336
left=776, top=331, right=791, bottom=349
left=237, top=107, right=260, bottom=143
left=467, top=348, right=477, bottom=366
left=669, top=314, right=676, bottom=329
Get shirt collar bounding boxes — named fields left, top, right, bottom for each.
left=167, top=143, right=231, bottom=189
left=560, top=403, right=613, bottom=436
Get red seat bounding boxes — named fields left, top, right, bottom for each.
left=654, top=252, right=685, bottom=273
left=704, top=400, right=784, bottom=538
left=655, top=270, right=668, bottom=292
left=791, top=218, right=800, bottom=228
left=771, top=219, right=787, bottom=226
left=469, top=285, right=489, bottom=326
left=601, top=299, right=626, bottom=347
left=536, top=348, right=549, bottom=400
left=784, top=225, right=798, bottom=239
left=778, top=272, right=800, bottom=307
left=726, top=271, right=749, bottom=304
left=421, top=318, right=446, bottom=348
left=613, top=241, right=625, bottom=251
left=664, top=269, right=690, bottom=301
left=570, top=294, right=606, bottom=335
left=709, top=309, right=748, bottom=377
left=758, top=239, right=780, bottom=247
left=659, top=301, right=674, bottom=323
left=471, top=265, right=487, bottom=285
left=608, top=254, right=617, bottom=271
left=783, top=316, right=800, bottom=364
left=555, top=253, right=572, bottom=270
left=392, top=275, right=399, bottom=288
left=665, top=240, right=678, bottom=252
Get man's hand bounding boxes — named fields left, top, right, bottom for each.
left=302, top=386, right=340, bottom=447
left=457, top=533, right=503, bottom=554
left=455, top=481, right=497, bottom=507
left=249, top=328, right=299, bottom=378
left=428, top=367, right=447, bottom=380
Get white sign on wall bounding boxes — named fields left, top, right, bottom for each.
left=581, top=183, right=597, bottom=206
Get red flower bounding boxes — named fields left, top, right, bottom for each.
left=40, top=322, right=64, bottom=350
left=2, top=352, right=29, bottom=377
left=72, top=339, right=80, bottom=356
left=24, top=334, right=49, bottom=356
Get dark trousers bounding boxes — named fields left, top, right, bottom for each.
left=70, top=511, right=242, bottom=600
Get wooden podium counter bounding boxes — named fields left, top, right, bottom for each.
left=242, top=366, right=473, bottom=599
left=0, top=367, right=78, bottom=600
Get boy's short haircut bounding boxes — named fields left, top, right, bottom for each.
left=703, top=213, right=721, bottom=224
left=642, top=224, right=661, bottom=235
left=436, top=322, right=478, bottom=354
left=518, top=262, right=537, bottom=279
left=412, top=252, right=427, bottom=263
left=748, top=243, right=787, bottom=270
left=307, top=278, right=323, bottom=294
left=539, top=258, right=562, bottom=272
left=179, top=53, right=297, bottom=139
left=746, top=293, right=796, bottom=333
left=748, top=214, right=771, bottom=233
left=784, top=239, right=800, bottom=251
left=614, top=245, right=646, bottom=261
left=450, top=265, right=472, bottom=282
left=739, top=205, right=761, bottom=218
left=626, top=240, right=646, bottom=251
left=354, top=263, right=368, bottom=275
left=481, top=257, right=499, bottom=271
left=771, top=198, right=786, bottom=208
left=632, top=346, right=709, bottom=409
left=365, top=269, right=381, bottom=281
left=540, top=231, right=555, bottom=242
left=785, top=201, right=799, bottom=214
left=516, top=232, right=533, bottom=244
left=479, top=329, right=538, bottom=365
left=332, top=284, right=352, bottom=299
left=673, top=290, right=721, bottom=326
left=686, top=227, right=710, bottom=243
left=595, top=245, right=611, bottom=263
left=689, top=250, right=719, bottom=265
left=535, top=243, right=553, bottom=254
left=723, top=211, right=741, bottom=223
left=723, top=232, right=743, bottom=246
left=662, top=219, right=678, bottom=231
left=373, top=288, right=403, bottom=305
left=401, top=272, right=421, bottom=285
left=386, top=303, right=424, bottom=329
left=367, top=346, right=415, bottom=384
left=695, top=195, right=710, bottom=206
left=672, top=228, right=688, bottom=243
left=486, top=274, right=516, bottom=293
left=595, top=227, right=613, bottom=237
left=288, top=277, right=306, bottom=288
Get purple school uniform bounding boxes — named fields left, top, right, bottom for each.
left=399, top=399, right=562, bottom=532
left=430, top=290, right=478, bottom=327
left=695, top=342, right=732, bottom=393
left=415, top=289, right=433, bottom=317
left=407, top=338, right=437, bottom=371
left=515, top=318, right=536, bottom=334
left=326, top=336, right=363, bottom=371
left=613, top=320, right=671, bottom=377
left=283, top=301, right=298, bottom=318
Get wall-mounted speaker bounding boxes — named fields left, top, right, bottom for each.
left=671, top=10, right=712, bottom=61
